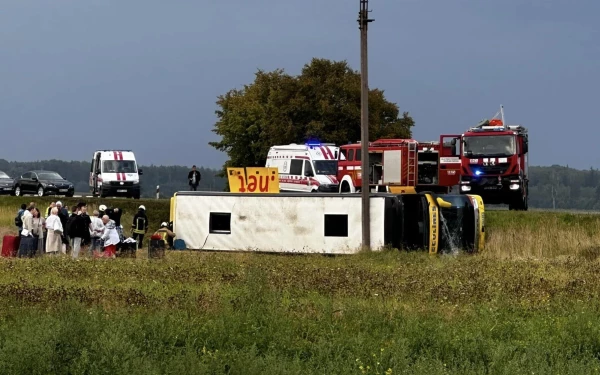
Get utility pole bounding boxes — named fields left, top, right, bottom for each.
left=358, top=0, right=373, bottom=250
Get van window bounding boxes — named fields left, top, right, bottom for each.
left=102, top=160, right=137, bottom=173
left=304, top=160, right=314, bottom=176
left=314, top=160, right=337, bottom=175
left=289, top=159, right=303, bottom=175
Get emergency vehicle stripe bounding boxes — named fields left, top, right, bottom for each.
left=319, top=146, right=329, bottom=159
left=295, top=156, right=309, bottom=160
left=122, top=173, right=126, bottom=181
left=323, top=146, right=334, bottom=159
left=117, top=172, right=121, bottom=181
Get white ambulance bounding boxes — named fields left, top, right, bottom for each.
left=89, top=150, right=143, bottom=199
left=265, top=142, right=340, bottom=192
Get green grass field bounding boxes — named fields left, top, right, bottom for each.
left=1, top=196, right=600, bottom=373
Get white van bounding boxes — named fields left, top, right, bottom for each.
left=265, top=142, right=339, bottom=192
left=89, top=150, right=143, bottom=199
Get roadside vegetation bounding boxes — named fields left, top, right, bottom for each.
left=0, top=197, right=600, bottom=373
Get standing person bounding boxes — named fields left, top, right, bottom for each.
left=89, top=210, right=105, bottom=256
left=68, top=208, right=86, bottom=259
left=46, top=202, right=56, bottom=218
left=15, top=203, right=27, bottom=236
left=31, top=208, right=46, bottom=256
left=17, top=206, right=34, bottom=257
left=100, top=215, right=120, bottom=258
left=131, top=205, right=148, bottom=250
left=45, top=207, right=63, bottom=255
left=79, top=204, right=92, bottom=250
left=104, top=205, right=124, bottom=242
left=56, top=201, right=69, bottom=253
left=188, top=165, right=201, bottom=191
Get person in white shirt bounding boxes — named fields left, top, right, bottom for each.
left=100, top=215, right=120, bottom=258
left=89, top=210, right=105, bottom=256
left=45, top=207, right=64, bottom=255
left=17, top=206, right=35, bottom=257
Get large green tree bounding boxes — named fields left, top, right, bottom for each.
left=209, top=58, right=415, bottom=174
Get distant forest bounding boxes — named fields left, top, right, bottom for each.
left=0, top=160, right=597, bottom=210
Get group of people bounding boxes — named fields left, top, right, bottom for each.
left=14, top=201, right=174, bottom=258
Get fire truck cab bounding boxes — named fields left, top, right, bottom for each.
left=336, top=137, right=461, bottom=194
left=457, top=116, right=529, bottom=210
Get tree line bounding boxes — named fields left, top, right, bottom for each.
left=528, top=165, right=600, bottom=210
left=0, top=159, right=226, bottom=198
left=1, top=158, right=597, bottom=210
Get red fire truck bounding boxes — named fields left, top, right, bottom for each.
left=454, top=107, right=529, bottom=210
left=336, top=136, right=462, bottom=194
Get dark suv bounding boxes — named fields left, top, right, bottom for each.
left=12, top=170, right=75, bottom=197
left=0, top=171, right=14, bottom=195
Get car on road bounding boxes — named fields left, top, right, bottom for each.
left=12, top=170, right=75, bottom=197
left=0, top=171, right=14, bottom=195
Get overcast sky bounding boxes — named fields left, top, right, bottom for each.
left=1, top=0, right=597, bottom=170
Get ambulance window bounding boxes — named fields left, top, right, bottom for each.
left=289, top=159, right=303, bottom=175
left=304, top=160, right=314, bottom=176
left=324, top=214, right=348, bottom=237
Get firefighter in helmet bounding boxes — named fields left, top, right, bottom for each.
left=131, top=205, right=148, bottom=250
left=154, top=222, right=176, bottom=249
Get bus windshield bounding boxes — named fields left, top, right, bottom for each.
left=463, top=135, right=515, bottom=157
left=313, top=160, right=338, bottom=175
left=102, top=160, right=138, bottom=173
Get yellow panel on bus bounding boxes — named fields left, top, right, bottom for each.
left=467, top=194, right=485, bottom=252
left=424, top=193, right=439, bottom=254
left=227, top=167, right=279, bottom=193
left=388, top=186, right=417, bottom=194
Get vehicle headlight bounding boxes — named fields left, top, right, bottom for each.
left=133, top=181, right=139, bottom=184
left=509, top=184, right=519, bottom=190
left=461, top=185, right=471, bottom=192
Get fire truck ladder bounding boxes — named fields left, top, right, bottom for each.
left=407, top=142, right=417, bottom=186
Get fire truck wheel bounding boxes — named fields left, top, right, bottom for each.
left=340, top=181, right=351, bottom=193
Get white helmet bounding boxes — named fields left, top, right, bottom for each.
left=139, top=205, right=146, bottom=210
left=99, top=204, right=107, bottom=211
left=161, top=222, right=168, bottom=227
